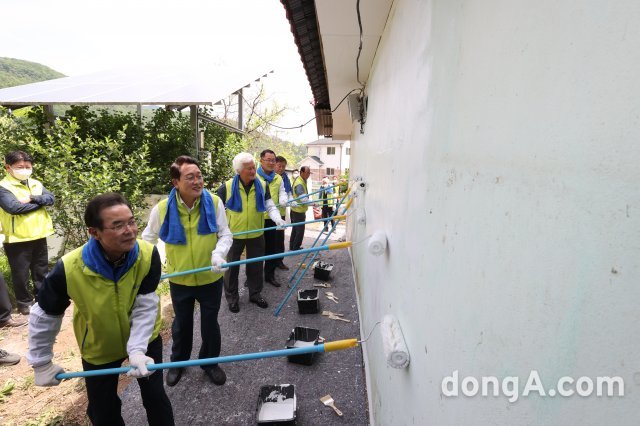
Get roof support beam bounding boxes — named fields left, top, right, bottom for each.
left=190, top=105, right=199, bottom=157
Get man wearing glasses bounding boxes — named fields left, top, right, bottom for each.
left=143, top=155, right=233, bottom=388
left=27, top=193, right=174, bottom=425
left=256, top=149, right=288, bottom=288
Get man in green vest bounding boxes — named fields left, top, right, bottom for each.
left=257, top=149, right=288, bottom=288
left=142, top=155, right=232, bottom=388
left=319, top=177, right=335, bottom=231
left=216, top=152, right=286, bottom=313
left=274, top=155, right=296, bottom=270
left=27, top=193, right=174, bottom=425
left=0, top=151, right=54, bottom=316
left=289, top=166, right=313, bottom=251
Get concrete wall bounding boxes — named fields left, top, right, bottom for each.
left=348, top=0, right=640, bottom=424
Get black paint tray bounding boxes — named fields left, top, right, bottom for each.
left=313, top=261, right=334, bottom=280
left=297, top=289, right=320, bottom=314
left=256, top=384, right=296, bottom=425
left=285, top=326, right=320, bottom=365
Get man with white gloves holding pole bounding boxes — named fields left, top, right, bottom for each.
left=143, top=155, right=233, bottom=388
left=28, top=193, right=174, bottom=426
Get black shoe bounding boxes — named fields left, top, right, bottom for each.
left=228, top=303, right=240, bottom=313
left=166, top=368, right=184, bottom=386
left=0, top=317, right=27, bottom=328
left=17, top=306, right=31, bottom=316
left=277, top=263, right=290, bottom=270
left=265, top=276, right=282, bottom=288
left=204, top=365, right=226, bottom=385
left=250, top=297, right=268, bottom=309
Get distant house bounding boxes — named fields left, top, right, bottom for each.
left=299, top=138, right=350, bottom=182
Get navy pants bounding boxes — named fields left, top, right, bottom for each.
left=83, top=336, right=174, bottom=426
left=169, top=279, right=223, bottom=372
left=3, top=237, right=49, bottom=310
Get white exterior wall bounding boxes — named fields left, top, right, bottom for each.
left=348, top=1, right=640, bottom=424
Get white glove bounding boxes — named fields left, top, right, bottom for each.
left=34, top=362, right=64, bottom=386
left=211, top=252, right=227, bottom=273
left=275, top=218, right=287, bottom=230
left=127, top=352, right=154, bottom=378
left=288, top=200, right=298, bottom=208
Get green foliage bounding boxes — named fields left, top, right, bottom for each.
left=0, top=379, right=15, bottom=403
left=0, top=57, right=65, bottom=89
left=0, top=255, right=15, bottom=304
left=25, top=409, right=64, bottom=426
left=0, top=108, right=153, bottom=254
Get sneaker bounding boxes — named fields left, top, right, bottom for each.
left=0, top=349, right=20, bottom=366
left=0, top=317, right=27, bottom=328
left=277, top=263, right=290, bottom=270
left=228, top=303, right=240, bottom=313
left=204, top=365, right=226, bottom=385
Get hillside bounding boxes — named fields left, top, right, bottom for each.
left=0, top=57, right=65, bottom=89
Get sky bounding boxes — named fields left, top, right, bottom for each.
left=0, top=0, right=318, bottom=143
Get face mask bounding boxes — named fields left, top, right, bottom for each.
left=11, top=167, right=32, bottom=180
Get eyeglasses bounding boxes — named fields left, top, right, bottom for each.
left=182, top=174, right=203, bottom=182
left=262, top=159, right=276, bottom=164
left=103, top=218, right=138, bottom=233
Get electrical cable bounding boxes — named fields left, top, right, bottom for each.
left=356, top=0, right=364, bottom=87
left=238, top=87, right=362, bottom=131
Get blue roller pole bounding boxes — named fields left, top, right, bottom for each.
left=275, top=211, right=344, bottom=317
left=55, top=341, right=354, bottom=380
left=160, top=245, right=333, bottom=280
left=232, top=215, right=343, bottom=237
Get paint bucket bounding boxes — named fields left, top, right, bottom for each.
left=256, top=384, right=296, bottom=425
left=286, top=326, right=320, bottom=365
left=313, top=261, right=334, bottom=280
left=297, top=289, right=320, bottom=314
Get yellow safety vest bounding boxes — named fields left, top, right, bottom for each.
left=257, top=173, right=283, bottom=219
left=224, top=178, right=265, bottom=239
left=64, top=240, right=162, bottom=365
left=290, top=176, right=309, bottom=213
left=0, top=174, right=54, bottom=243
left=158, top=192, right=223, bottom=285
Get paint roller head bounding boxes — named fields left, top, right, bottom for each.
left=368, top=231, right=387, bottom=256
left=380, top=314, right=410, bottom=369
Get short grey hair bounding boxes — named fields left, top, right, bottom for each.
left=232, top=152, right=255, bottom=174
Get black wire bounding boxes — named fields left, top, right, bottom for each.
left=239, top=88, right=362, bottom=131
left=356, top=0, right=364, bottom=87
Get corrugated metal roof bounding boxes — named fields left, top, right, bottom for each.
left=0, top=64, right=273, bottom=106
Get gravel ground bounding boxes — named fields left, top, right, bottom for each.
left=121, top=224, right=369, bottom=425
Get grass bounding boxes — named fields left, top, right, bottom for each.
left=0, top=379, right=15, bottom=403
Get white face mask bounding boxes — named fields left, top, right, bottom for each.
left=11, top=167, right=32, bottom=180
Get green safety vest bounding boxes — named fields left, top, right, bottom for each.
left=224, top=178, right=266, bottom=239
left=63, top=240, right=162, bottom=365
left=290, top=176, right=309, bottom=213
left=0, top=174, right=54, bottom=243
left=257, top=173, right=284, bottom=219
left=158, top=191, right=223, bottom=285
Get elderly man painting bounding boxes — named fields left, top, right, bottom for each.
left=217, top=153, right=285, bottom=313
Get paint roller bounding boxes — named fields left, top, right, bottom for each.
left=380, top=315, right=410, bottom=369
left=55, top=338, right=359, bottom=380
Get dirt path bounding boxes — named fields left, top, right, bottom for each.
left=0, top=295, right=174, bottom=425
